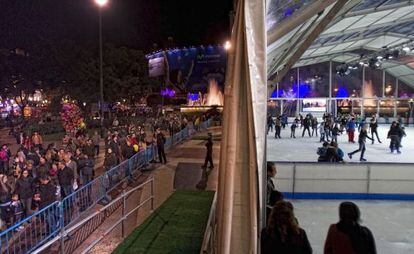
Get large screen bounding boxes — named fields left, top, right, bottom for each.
left=148, top=57, right=165, bottom=77
left=302, top=99, right=327, bottom=112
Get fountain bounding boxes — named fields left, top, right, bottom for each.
left=205, top=78, right=224, bottom=106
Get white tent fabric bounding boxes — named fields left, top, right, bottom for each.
left=216, top=0, right=266, bottom=253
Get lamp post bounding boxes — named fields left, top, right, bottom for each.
left=95, top=0, right=108, bottom=136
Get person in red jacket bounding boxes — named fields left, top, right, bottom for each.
left=324, top=202, right=376, bottom=254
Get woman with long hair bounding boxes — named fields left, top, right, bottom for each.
left=261, top=201, right=312, bottom=254
left=324, top=202, right=376, bottom=254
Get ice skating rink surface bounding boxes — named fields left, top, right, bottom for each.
left=267, top=125, right=414, bottom=163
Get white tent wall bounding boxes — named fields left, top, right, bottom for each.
left=216, top=0, right=266, bottom=253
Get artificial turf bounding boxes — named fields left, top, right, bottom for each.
left=113, top=190, right=215, bottom=254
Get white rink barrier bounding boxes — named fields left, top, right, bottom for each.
left=271, top=162, right=414, bottom=200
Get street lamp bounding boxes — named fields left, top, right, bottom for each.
left=94, top=0, right=108, bottom=136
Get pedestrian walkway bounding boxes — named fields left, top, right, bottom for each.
left=75, top=126, right=221, bottom=253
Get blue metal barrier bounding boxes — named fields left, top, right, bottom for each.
left=0, top=119, right=213, bottom=253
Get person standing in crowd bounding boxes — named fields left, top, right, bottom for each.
left=0, top=145, right=11, bottom=174
left=348, top=125, right=373, bottom=162
left=0, top=175, right=11, bottom=227
left=324, top=202, right=376, bottom=254
left=267, top=115, right=274, bottom=134
left=31, top=131, right=43, bottom=149
left=346, top=118, right=356, bottom=143
left=266, top=162, right=277, bottom=205
left=331, top=124, right=341, bottom=143
left=369, top=117, right=381, bottom=144
left=387, top=121, right=402, bottom=154
left=311, top=117, right=318, bottom=137
left=57, top=161, right=74, bottom=198
left=290, top=121, right=297, bottom=138
left=156, top=128, right=167, bottom=164
left=202, top=133, right=214, bottom=169
left=274, top=117, right=282, bottom=139
left=92, top=131, right=101, bottom=157
left=84, top=139, right=96, bottom=159
left=9, top=194, right=24, bottom=228
left=34, top=176, right=56, bottom=210
left=302, top=116, right=312, bottom=138
left=14, top=169, right=34, bottom=217
left=78, top=154, right=94, bottom=185
left=261, top=201, right=312, bottom=254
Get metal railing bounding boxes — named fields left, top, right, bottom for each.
left=0, top=118, right=212, bottom=254
left=200, top=192, right=217, bottom=254
left=32, top=177, right=155, bottom=254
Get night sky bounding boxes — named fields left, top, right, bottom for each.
left=0, top=0, right=233, bottom=51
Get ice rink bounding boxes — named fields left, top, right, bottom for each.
left=291, top=200, right=414, bottom=254
left=267, top=125, right=414, bottom=163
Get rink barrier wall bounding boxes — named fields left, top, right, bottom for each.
left=271, top=162, right=414, bottom=201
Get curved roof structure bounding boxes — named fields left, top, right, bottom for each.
left=267, top=0, right=414, bottom=86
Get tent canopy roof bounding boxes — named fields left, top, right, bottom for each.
left=267, top=0, right=414, bottom=85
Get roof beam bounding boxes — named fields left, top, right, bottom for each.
left=269, top=0, right=351, bottom=86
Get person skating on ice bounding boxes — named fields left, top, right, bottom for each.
left=274, top=116, right=282, bottom=139
left=290, top=122, right=297, bottom=138
left=302, top=115, right=311, bottom=138
left=319, top=122, right=326, bottom=142
left=348, top=125, right=373, bottom=162
left=346, top=117, right=356, bottom=143
left=369, top=116, right=381, bottom=144
left=387, top=121, right=402, bottom=154
left=311, top=117, right=318, bottom=137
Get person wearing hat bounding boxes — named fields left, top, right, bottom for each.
left=202, top=133, right=214, bottom=169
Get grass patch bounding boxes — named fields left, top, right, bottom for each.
left=113, top=190, right=215, bottom=254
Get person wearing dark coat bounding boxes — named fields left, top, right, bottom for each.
left=387, top=122, right=402, bottom=153
left=57, top=161, right=74, bottom=198
left=324, top=202, right=376, bottom=254
left=34, top=177, right=56, bottom=209
left=302, top=116, right=312, bottom=138
left=155, top=128, right=167, bottom=164
left=104, top=148, right=118, bottom=171
left=83, top=140, right=96, bottom=159
left=261, top=201, right=312, bottom=254
left=14, top=170, right=34, bottom=216
left=348, top=126, right=373, bottom=162
left=78, top=155, right=94, bottom=185
left=202, top=133, right=214, bottom=169
left=369, top=118, right=381, bottom=144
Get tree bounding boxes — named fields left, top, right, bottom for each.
left=66, top=45, right=158, bottom=104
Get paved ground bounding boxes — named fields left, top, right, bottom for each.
left=72, top=126, right=221, bottom=253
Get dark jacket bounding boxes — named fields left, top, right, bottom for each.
left=58, top=166, right=74, bottom=187
left=78, top=158, right=94, bottom=176
left=261, top=227, right=312, bottom=254
left=104, top=153, right=118, bottom=171
left=37, top=182, right=56, bottom=209
left=15, top=177, right=34, bottom=199
left=205, top=138, right=213, bottom=154
left=358, top=130, right=372, bottom=143
left=156, top=133, right=166, bottom=148
left=84, top=144, right=95, bottom=158
left=324, top=223, right=376, bottom=254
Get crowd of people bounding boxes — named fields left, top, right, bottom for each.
left=264, top=162, right=377, bottom=254
left=267, top=112, right=408, bottom=162
left=0, top=110, right=209, bottom=232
